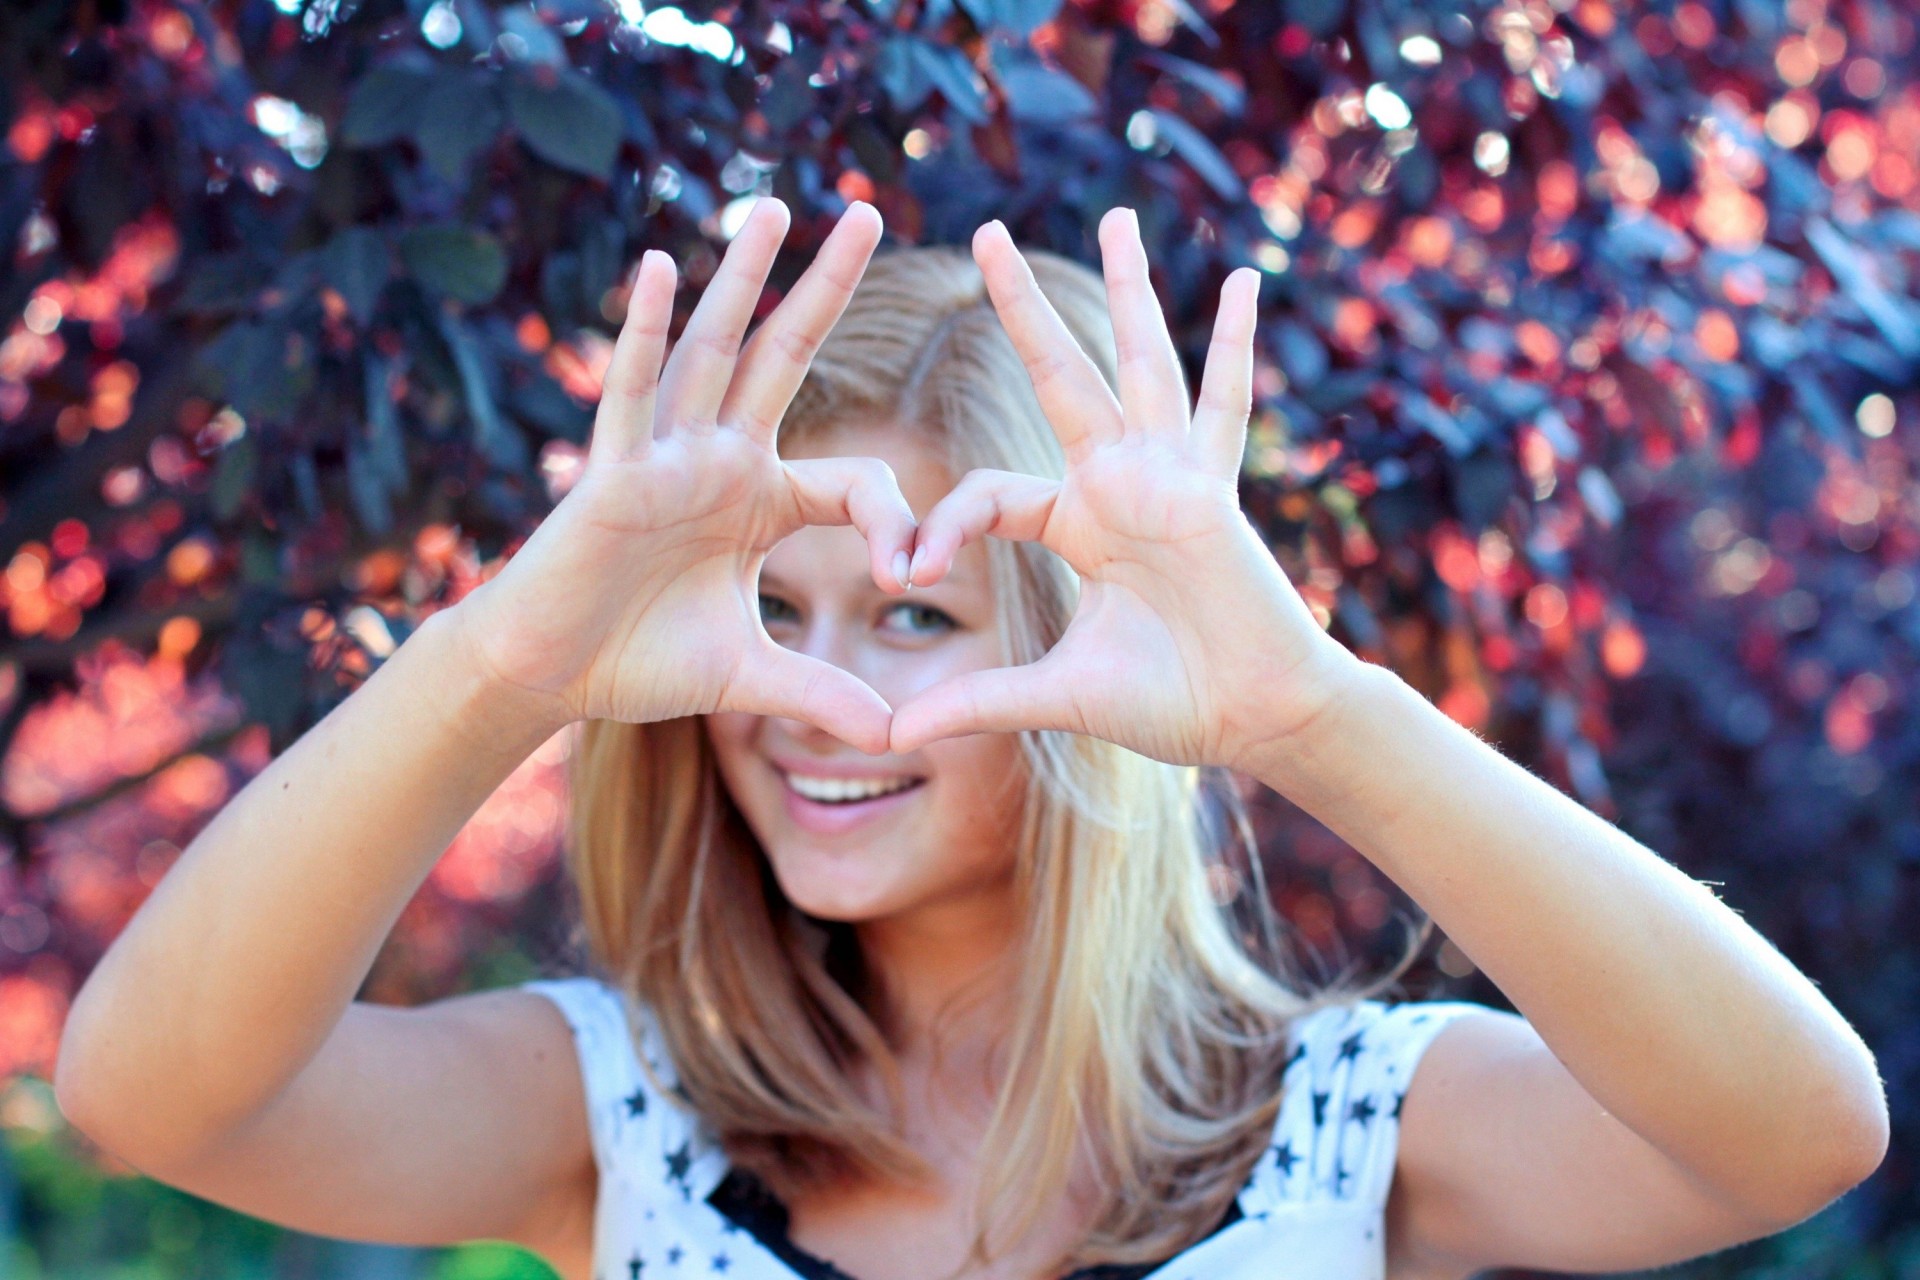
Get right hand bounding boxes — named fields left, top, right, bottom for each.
left=448, top=198, right=915, bottom=754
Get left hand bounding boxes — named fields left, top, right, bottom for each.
left=887, top=209, right=1364, bottom=768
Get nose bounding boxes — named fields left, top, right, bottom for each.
left=780, top=610, right=869, bottom=680
left=766, top=610, right=894, bottom=747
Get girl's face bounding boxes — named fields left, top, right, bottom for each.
left=704, top=421, right=1028, bottom=925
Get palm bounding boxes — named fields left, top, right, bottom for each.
left=474, top=434, right=790, bottom=726
left=888, top=213, right=1353, bottom=767
left=1029, top=445, right=1241, bottom=762
left=451, top=199, right=918, bottom=753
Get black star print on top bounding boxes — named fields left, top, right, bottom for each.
left=664, top=1138, right=693, bottom=1199
left=520, top=974, right=1489, bottom=1278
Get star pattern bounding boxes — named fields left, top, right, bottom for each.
left=533, top=976, right=1482, bottom=1277
left=664, top=1139, right=693, bottom=1197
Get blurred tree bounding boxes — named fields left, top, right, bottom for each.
left=1, top=0, right=1916, bottom=1275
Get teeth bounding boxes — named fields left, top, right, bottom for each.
left=784, top=772, right=921, bottom=804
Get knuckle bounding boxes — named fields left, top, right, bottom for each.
left=690, top=325, right=740, bottom=359
left=767, top=323, right=822, bottom=369
left=822, top=261, right=865, bottom=295
left=625, top=312, right=672, bottom=342
left=614, top=374, right=658, bottom=404
left=1198, top=388, right=1246, bottom=416
left=797, top=664, right=829, bottom=714
left=1023, top=348, right=1071, bottom=386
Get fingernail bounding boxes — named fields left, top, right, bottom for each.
left=908, top=546, right=926, bottom=584
left=893, top=551, right=910, bottom=588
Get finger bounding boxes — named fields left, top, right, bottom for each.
left=888, top=658, right=1078, bottom=754
left=972, top=220, right=1123, bottom=463
left=653, top=196, right=791, bottom=440
left=907, top=468, right=1060, bottom=588
left=1097, top=207, right=1190, bottom=441
left=727, top=643, right=894, bottom=756
left=720, top=202, right=883, bottom=446
left=588, top=249, right=674, bottom=465
left=1190, top=267, right=1260, bottom=479
left=784, top=456, right=920, bottom=594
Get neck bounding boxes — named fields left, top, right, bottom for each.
left=853, top=878, right=1024, bottom=1066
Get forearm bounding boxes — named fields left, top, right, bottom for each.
left=55, top=603, right=570, bottom=1160
left=1245, top=656, right=1889, bottom=1217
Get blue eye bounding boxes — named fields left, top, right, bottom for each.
left=883, top=602, right=958, bottom=635
left=758, top=594, right=798, bottom=626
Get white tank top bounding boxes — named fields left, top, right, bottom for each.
left=522, top=974, right=1482, bottom=1280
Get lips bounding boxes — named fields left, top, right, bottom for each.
left=782, top=772, right=925, bottom=803
left=773, top=766, right=928, bottom=835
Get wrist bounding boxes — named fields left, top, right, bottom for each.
left=421, top=601, right=581, bottom=745
left=1230, top=645, right=1391, bottom=794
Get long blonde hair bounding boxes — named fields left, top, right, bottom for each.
left=563, top=241, right=1428, bottom=1274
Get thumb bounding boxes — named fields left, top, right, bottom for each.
left=888, top=657, right=1078, bottom=754
left=724, top=643, right=894, bottom=755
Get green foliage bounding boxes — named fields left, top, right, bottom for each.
left=2, top=1080, right=559, bottom=1278
left=508, top=70, right=625, bottom=180
left=2, top=0, right=1915, bottom=1274
left=400, top=227, right=510, bottom=306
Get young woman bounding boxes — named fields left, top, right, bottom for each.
left=54, top=197, right=1887, bottom=1280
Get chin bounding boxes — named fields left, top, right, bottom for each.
left=762, top=845, right=916, bottom=923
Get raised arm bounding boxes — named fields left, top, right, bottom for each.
left=51, top=196, right=916, bottom=1255
left=893, top=206, right=1889, bottom=1275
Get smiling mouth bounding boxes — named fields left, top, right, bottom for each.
left=779, top=771, right=928, bottom=805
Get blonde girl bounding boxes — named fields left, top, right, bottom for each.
left=56, top=198, right=1887, bottom=1280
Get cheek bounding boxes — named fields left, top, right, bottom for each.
left=702, top=712, right=761, bottom=783
left=874, top=631, right=1008, bottom=707
left=923, top=732, right=1027, bottom=838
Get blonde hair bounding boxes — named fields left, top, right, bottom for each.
left=563, top=241, right=1429, bottom=1274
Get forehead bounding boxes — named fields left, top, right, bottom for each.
left=781, top=419, right=957, bottom=521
